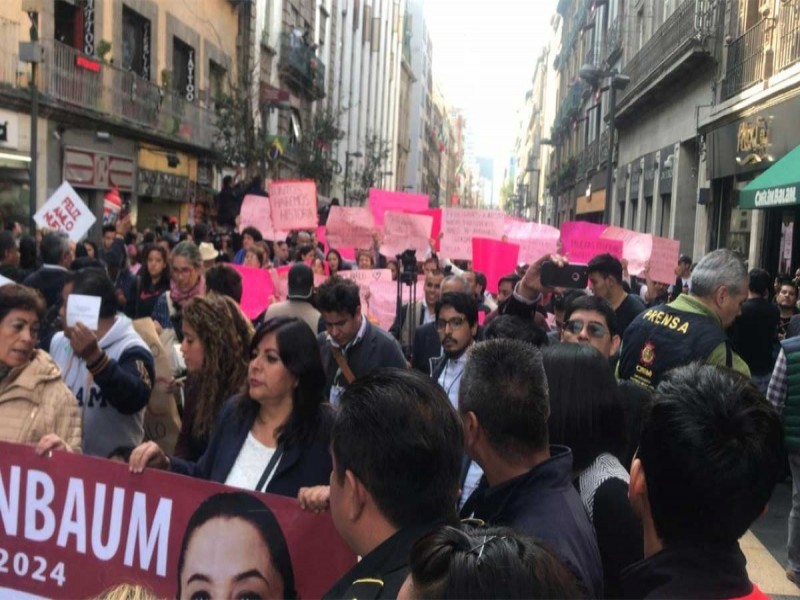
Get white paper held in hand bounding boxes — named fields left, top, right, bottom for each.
left=0, top=274, right=13, bottom=288
left=66, top=294, right=102, bottom=330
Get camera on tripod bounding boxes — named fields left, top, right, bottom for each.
left=397, top=249, right=418, bottom=286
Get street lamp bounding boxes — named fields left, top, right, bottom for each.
left=579, top=64, right=630, bottom=225
left=343, top=151, right=363, bottom=206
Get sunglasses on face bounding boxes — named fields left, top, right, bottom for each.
left=563, top=319, right=608, bottom=339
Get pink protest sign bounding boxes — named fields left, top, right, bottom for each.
left=563, top=237, right=623, bottom=264
left=647, top=236, right=681, bottom=285
left=239, top=194, right=289, bottom=241
left=268, top=179, right=318, bottom=230
left=504, top=221, right=561, bottom=264
left=326, top=206, right=376, bottom=250
left=232, top=265, right=275, bottom=319
left=472, top=237, right=521, bottom=294
left=601, top=226, right=652, bottom=277
left=367, top=279, right=424, bottom=331
left=338, top=269, right=394, bottom=319
left=381, top=211, right=433, bottom=257
left=559, top=220, right=608, bottom=242
left=440, top=208, right=505, bottom=260
left=317, top=225, right=329, bottom=253
left=418, top=208, right=443, bottom=251
left=338, top=247, right=356, bottom=261
left=368, top=189, right=429, bottom=227
left=274, top=265, right=291, bottom=300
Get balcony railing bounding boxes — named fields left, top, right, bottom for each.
left=36, top=40, right=215, bottom=148
left=279, top=32, right=326, bottom=100
left=721, top=18, right=772, bottom=100
left=620, top=0, right=716, bottom=103
left=578, top=138, right=599, bottom=174
left=776, top=1, right=800, bottom=71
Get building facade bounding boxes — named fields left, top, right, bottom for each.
left=0, top=0, right=241, bottom=232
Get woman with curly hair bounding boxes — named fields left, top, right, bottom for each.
left=173, top=293, right=253, bottom=461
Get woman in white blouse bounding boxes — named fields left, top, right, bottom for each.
left=129, top=317, right=334, bottom=499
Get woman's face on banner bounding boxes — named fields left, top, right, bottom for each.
left=179, top=516, right=284, bottom=600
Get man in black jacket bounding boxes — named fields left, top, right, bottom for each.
left=316, top=277, right=406, bottom=404
left=23, top=231, right=74, bottom=309
left=622, top=363, right=782, bottom=598
left=323, top=369, right=463, bottom=599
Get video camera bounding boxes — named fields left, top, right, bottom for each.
left=397, top=249, right=418, bottom=286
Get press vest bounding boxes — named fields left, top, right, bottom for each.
left=781, top=336, right=800, bottom=452
left=619, top=304, right=730, bottom=390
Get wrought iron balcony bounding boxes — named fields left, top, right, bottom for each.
left=36, top=40, right=215, bottom=148
left=578, top=138, right=599, bottom=174
left=775, top=1, right=800, bottom=72
left=721, top=18, right=772, bottom=100
left=279, top=32, right=326, bottom=100
left=617, top=0, right=717, bottom=114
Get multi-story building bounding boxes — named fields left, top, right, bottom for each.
left=0, top=0, right=242, bottom=231
left=404, top=0, right=432, bottom=195
left=700, top=0, right=800, bottom=273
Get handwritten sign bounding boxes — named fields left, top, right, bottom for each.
left=600, top=227, right=679, bottom=284
left=381, top=211, right=433, bottom=257
left=368, top=189, right=429, bottom=228
left=563, top=237, right=623, bottom=264
left=648, top=235, right=681, bottom=285
left=326, top=206, right=376, bottom=250
left=440, top=208, right=505, bottom=260
left=34, top=182, right=95, bottom=241
left=338, top=270, right=393, bottom=318
left=503, top=220, right=561, bottom=264
left=367, top=279, right=424, bottom=331
left=66, top=294, right=101, bottom=330
left=472, top=238, right=520, bottom=294
left=239, top=194, right=288, bottom=241
left=268, top=180, right=318, bottom=230
left=232, top=265, right=275, bottom=319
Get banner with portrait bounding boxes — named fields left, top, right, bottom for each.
left=0, top=441, right=355, bottom=599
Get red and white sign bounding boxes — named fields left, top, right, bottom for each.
left=34, top=182, right=95, bottom=241
left=0, top=441, right=355, bottom=599
left=63, top=147, right=134, bottom=191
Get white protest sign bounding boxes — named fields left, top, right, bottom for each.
left=440, top=208, right=505, bottom=260
left=34, top=182, right=96, bottom=242
left=66, top=294, right=101, bottom=330
left=0, top=274, right=13, bottom=287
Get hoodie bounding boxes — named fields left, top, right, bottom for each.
left=50, top=315, right=154, bottom=458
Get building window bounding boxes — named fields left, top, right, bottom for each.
left=173, top=37, right=196, bottom=102
left=319, top=7, right=327, bottom=47
left=644, top=196, right=653, bottom=233
left=209, top=60, right=226, bottom=104
left=659, top=194, right=672, bottom=237
left=122, top=6, right=151, bottom=79
left=55, top=0, right=95, bottom=54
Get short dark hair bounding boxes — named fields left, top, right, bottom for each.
left=564, top=294, right=619, bottom=337
left=0, top=231, right=15, bottom=262
left=638, top=364, right=784, bottom=545
left=177, top=492, right=297, bottom=599
left=332, top=369, right=463, bottom=529
left=473, top=271, right=487, bottom=293
left=295, top=244, right=315, bottom=262
left=40, top=231, right=71, bottom=265
left=543, top=344, right=626, bottom=471
left=435, top=292, right=479, bottom=327
left=678, top=254, right=692, bottom=266
left=222, top=175, right=233, bottom=186
left=67, top=267, right=118, bottom=318
left=587, top=253, right=623, bottom=283
left=206, top=264, right=243, bottom=303
left=497, top=273, right=520, bottom=290
left=102, top=224, right=116, bottom=235
left=460, top=339, right=550, bottom=460
left=316, top=277, right=361, bottom=316
left=241, top=226, right=263, bottom=242
left=780, top=280, right=799, bottom=296
left=239, top=317, right=328, bottom=448
left=552, top=289, right=587, bottom=313
left=748, top=268, right=772, bottom=296
left=0, top=284, right=46, bottom=322
left=408, top=525, right=581, bottom=599
left=484, top=315, right=548, bottom=347
left=192, top=222, right=209, bottom=243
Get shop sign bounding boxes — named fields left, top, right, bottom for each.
left=753, top=186, right=798, bottom=208
left=737, top=117, right=770, bottom=166
left=138, top=168, right=192, bottom=202
left=63, top=147, right=134, bottom=191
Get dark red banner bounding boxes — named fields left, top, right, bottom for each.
left=0, top=441, right=355, bottom=598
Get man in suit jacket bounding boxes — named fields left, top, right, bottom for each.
left=23, top=231, right=74, bottom=309
left=316, top=277, right=406, bottom=404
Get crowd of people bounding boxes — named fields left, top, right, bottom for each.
left=0, top=200, right=792, bottom=599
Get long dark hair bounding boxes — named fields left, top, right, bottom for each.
left=177, top=492, right=297, bottom=599
left=238, top=317, right=328, bottom=447
left=139, top=244, right=170, bottom=288
left=542, top=343, right=626, bottom=472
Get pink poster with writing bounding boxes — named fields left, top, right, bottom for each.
left=317, top=226, right=329, bottom=253
left=647, top=235, right=681, bottom=285
left=368, top=189, right=429, bottom=227
left=503, top=220, right=561, bottom=264
left=232, top=265, right=275, bottom=319
left=472, top=238, right=521, bottom=294
left=326, top=206, right=376, bottom=250
left=440, top=208, right=505, bottom=260
left=239, top=194, right=289, bottom=241
left=380, top=211, right=433, bottom=257
left=268, top=180, right=318, bottom=231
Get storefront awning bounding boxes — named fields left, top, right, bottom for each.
left=740, top=144, right=800, bottom=209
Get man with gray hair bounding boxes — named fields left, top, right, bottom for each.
left=618, top=249, right=750, bottom=390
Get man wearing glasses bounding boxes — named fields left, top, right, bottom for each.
left=561, top=295, right=621, bottom=359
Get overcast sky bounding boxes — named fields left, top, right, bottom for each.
left=423, top=0, right=559, bottom=201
